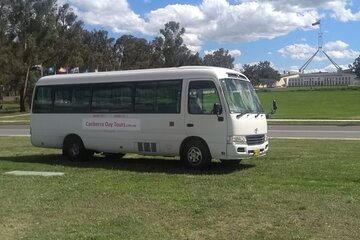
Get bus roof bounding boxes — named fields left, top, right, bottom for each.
left=35, top=66, right=250, bottom=86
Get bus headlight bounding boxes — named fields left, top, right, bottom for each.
left=228, top=135, right=247, bottom=144
left=265, top=134, right=268, bottom=142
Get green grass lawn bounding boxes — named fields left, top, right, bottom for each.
left=0, top=101, right=30, bottom=123
left=258, top=88, right=360, bottom=119
left=0, top=112, right=30, bottom=122
left=1, top=137, right=359, bottom=239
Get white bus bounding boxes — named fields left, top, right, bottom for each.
left=31, top=66, right=269, bottom=168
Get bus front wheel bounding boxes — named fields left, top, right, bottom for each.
left=181, top=139, right=211, bottom=169
left=63, top=135, right=92, bottom=161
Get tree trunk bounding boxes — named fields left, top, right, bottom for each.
left=19, top=65, right=31, bottom=112
left=19, top=87, right=26, bottom=112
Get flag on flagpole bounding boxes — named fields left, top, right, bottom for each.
left=312, top=20, right=320, bottom=26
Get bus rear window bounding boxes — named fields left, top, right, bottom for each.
left=33, top=86, right=53, bottom=113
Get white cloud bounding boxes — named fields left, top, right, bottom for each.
left=182, top=33, right=203, bottom=53
left=60, top=0, right=146, bottom=33
left=324, top=40, right=349, bottom=50
left=204, top=49, right=242, bottom=57
left=327, top=1, right=360, bottom=21
left=278, top=43, right=318, bottom=60
left=61, top=0, right=360, bottom=52
left=233, top=63, right=243, bottom=71
left=229, top=49, right=242, bottom=57
left=278, top=41, right=359, bottom=61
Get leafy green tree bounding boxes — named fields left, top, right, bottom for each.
left=1, top=8, right=208, bottom=111
left=160, top=21, right=185, bottom=67
left=352, top=55, right=360, bottom=78
left=242, top=61, right=280, bottom=87
left=4, top=0, right=60, bottom=111
left=82, top=30, right=116, bottom=72
left=113, top=35, right=151, bottom=70
left=0, top=1, right=12, bottom=92
left=151, top=21, right=201, bottom=67
left=51, top=3, right=85, bottom=70
left=203, top=48, right=234, bottom=68
left=1, top=1, right=86, bottom=111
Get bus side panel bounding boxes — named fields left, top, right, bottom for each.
left=82, top=114, right=185, bottom=155
left=30, top=114, right=68, bottom=149
left=31, top=113, right=186, bottom=156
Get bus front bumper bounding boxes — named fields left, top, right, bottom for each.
left=226, top=141, right=269, bottom=159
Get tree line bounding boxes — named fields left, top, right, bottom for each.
left=0, top=0, right=284, bottom=111
left=1, top=1, right=240, bottom=111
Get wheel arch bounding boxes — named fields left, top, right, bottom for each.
left=179, top=136, right=212, bottom=159
left=62, top=133, right=83, bottom=153
left=63, top=133, right=82, bottom=145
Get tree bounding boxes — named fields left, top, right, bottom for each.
left=151, top=21, right=201, bottom=67
left=51, top=3, right=85, bottom=70
left=242, top=61, right=280, bottom=87
left=1, top=1, right=87, bottom=111
left=4, top=0, right=60, bottom=111
left=113, top=35, right=151, bottom=70
left=82, top=30, right=116, bottom=72
left=352, top=55, right=360, bottom=78
left=0, top=0, right=12, bottom=92
left=203, top=48, right=234, bottom=68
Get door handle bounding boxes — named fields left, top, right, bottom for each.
left=186, top=123, right=194, bottom=127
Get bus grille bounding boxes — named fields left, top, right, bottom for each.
left=246, top=134, right=266, bottom=145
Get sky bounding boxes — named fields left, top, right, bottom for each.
left=58, top=0, right=360, bottom=73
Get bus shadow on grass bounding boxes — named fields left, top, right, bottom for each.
left=0, top=154, right=255, bottom=175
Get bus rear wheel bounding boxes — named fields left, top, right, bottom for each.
left=63, top=135, right=92, bottom=161
left=181, top=139, right=211, bottom=169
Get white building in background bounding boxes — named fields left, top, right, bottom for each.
left=276, top=20, right=360, bottom=88
left=278, top=71, right=359, bottom=87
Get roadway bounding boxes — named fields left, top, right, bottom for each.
left=1, top=124, right=360, bottom=140
left=268, top=124, right=360, bottom=140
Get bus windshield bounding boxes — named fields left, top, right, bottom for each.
left=221, top=78, right=264, bottom=114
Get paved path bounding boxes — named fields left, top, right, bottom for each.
left=268, top=124, right=360, bottom=140
left=0, top=124, right=30, bottom=136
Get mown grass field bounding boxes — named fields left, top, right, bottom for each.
left=1, top=137, right=359, bottom=240
left=258, top=88, right=360, bottom=119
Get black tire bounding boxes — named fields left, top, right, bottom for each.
left=220, top=159, right=241, bottom=166
left=63, top=135, right=92, bottom=161
left=181, top=139, right=211, bottom=169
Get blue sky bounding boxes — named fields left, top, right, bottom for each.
left=59, top=0, right=360, bottom=73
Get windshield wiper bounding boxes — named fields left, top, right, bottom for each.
left=236, top=112, right=264, bottom=119
left=236, top=112, right=251, bottom=119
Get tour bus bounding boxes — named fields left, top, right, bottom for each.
left=31, top=66, right=269, bottom=169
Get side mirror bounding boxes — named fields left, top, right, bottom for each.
left=213, top=103, right=224, bottom=121
left=212, top=103, right=222, bottom=115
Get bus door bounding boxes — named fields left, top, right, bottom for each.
left=185, top=80, right=227, bottom=159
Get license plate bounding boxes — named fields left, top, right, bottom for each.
left=254, top=149, right=260, bottom=156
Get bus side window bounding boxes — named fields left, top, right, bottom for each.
left=72, top=86, right=91, bottom=112
left=54, top=87, right=73, bottom=113
left=156, top=80, right=182, bottom=113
